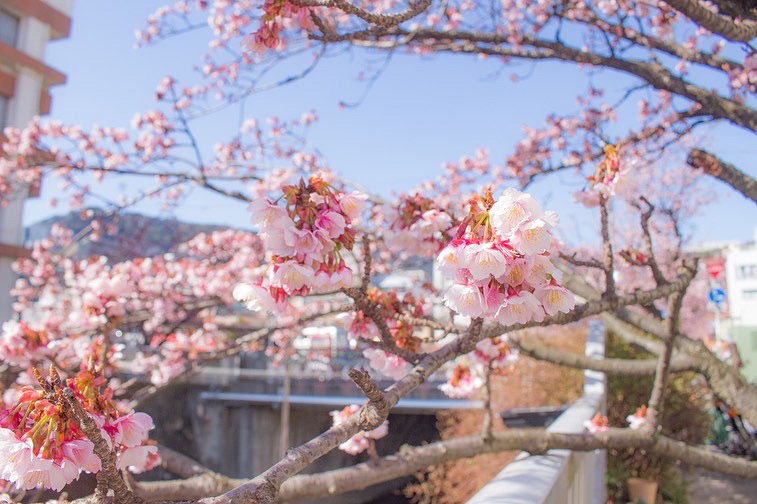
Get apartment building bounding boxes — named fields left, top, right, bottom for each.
left=724, top=232, right=757, bottom=383
left=0, top=0, right=72, bottom=322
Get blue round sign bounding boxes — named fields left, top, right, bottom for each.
left=708, top=288, right=726, bottom=304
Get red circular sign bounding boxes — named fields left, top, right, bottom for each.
left=705, top=259, right=725, bottom=279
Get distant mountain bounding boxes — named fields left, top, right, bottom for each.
left=25, top=208, right=231, bottom=262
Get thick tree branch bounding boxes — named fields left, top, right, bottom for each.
left=349, top=29, right=757, bottom=132
left=663, top=0, right=757, bottom=42
left=646, top=289, right=686, bottom=428
left=512, top=334, right=696, bottom=375
left=599, top=195, right=617, bottom=297
left=62, top=388, right=144, bottom=504
left=561, top=264, right=757, bottom=425
left=687, top=148, right=757, bottom=203
left=278, top=431, right=757, bottom=501
left=75, top=428, right=757, bottom=502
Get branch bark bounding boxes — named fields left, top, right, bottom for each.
left=687, top=148, right=757, bottom=203
left=130, top=429, right=757, bottom=502
left=513, top=335, right=697, bottom=375
left=663, top=0, right=757, bottom=42
left=345, top=28, right=757, bottom=132
left=560, top=263, right=757, bottom=425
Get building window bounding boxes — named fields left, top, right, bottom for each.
left=0, top=9, right=19, bottom=47
left=0, top=95, right=7, bottom=128
left=742, top=289, right=757, bottom=301
left=736, top=264, right=757, bottom=280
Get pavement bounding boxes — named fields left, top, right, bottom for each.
left=684, top=466, right=756, bottom=503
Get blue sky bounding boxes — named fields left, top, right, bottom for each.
left=23, top=1, right=757, bottom=245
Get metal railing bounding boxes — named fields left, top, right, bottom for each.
left=467, top=320, right=607, bottom=504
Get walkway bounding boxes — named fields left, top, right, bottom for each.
left=684, top=466, right=756, bottom=503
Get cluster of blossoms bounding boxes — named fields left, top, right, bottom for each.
left=248, top=0, right=314, bottom=52
left=234, top=174, right=367, bottom=312
left=588, top=144, right=625, bottom=196
left=329, top=404, right=388, bottom=456
left=341, top=289, right=429, bottom=380
left=439, top=360, right=482, bottom=399
left=439, top=336, right=518, bottom=398
left=382, top=194, right=453, bottom=257
left=344, top=289, right=425, bottom=348
left=573, top=144, right=627, bottom=206
left=626, top=405, right=648, bottom=430
left=584, top=413, right=609, bottom=433
left=0, top=365, right=158, bottom=491
left=437, top=188, right=574, bottom=325
left=1, top=225, right=264, bottom=386
left=362, top=348, right=411, bottom=381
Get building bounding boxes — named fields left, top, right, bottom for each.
left=723, top=229, right=757, bottom=383
left=0, top=0, right=72, bottom=322
left=693, top=226, right=757, bottom=384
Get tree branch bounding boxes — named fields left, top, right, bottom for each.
left=663, top=0, right=757, bottom=42
left=561, top=264, right=757, bottom=425
left=512, top=334, right=697, bottom=375
left=291, top=0, right=432, bottom=28
left=646, top=289, right=686, bottom=428
left=687, top=148, right=757, bottom=203
left=276, top=429, right=757, bottom=500
left=349, top=29, right=757, bottom=132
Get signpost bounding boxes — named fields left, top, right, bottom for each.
left=707, top=284, right=727, bottom=345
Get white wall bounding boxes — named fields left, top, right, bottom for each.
left=725, top=245, right=757, bottom=327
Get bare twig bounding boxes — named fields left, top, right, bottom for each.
left=637, top=196, right=668, bottom=286
left=599, top=195, right=616, bottom=298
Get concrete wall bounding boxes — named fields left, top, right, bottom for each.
left=467, top=321, right=607, bottom=504
left=138, top=381, right=440, bottom=504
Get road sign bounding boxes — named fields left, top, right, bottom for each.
left=708, top=288, right=726, bottom=304
left=705, top=259, right=725, bottom=279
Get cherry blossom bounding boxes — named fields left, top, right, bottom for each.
left=626, top=405, right=648, bottom=430
left=584, top=413, right=609, bottom=433
left=437, top=187, right=574, bottom=323
left=235, top=173, right=364, bottom=310
left=382, top=194, right=453, bottom=257
left=0, top=366, right=157, bottom=491
left=362, top=348, right=410, bottom=381
left=438, top=362, right=483, bottom=399
left=329, top=404, right=389, bottom=455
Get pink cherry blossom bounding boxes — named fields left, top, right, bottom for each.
left=443, top=283, right=485, bottom=318
left=330, top=404, right=389, bottom=455
left=363, top=348, right=410, bottom=380
left=495, top=291, right=545, bottom=325
left=534, top=284, right=576, bottom=316
left=116, top=444, right=160, bottom=473
left=464, top=242, right=509, bottom=281
left=584, top=413, right=609, bottom=433
left=109, top=412, right=154, bottom=448
left=626, top=405, right=648, bottom=430
left=439, top=363, right=483, bottom=398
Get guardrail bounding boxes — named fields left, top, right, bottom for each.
left=467, top=320, right=607, bottom=504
